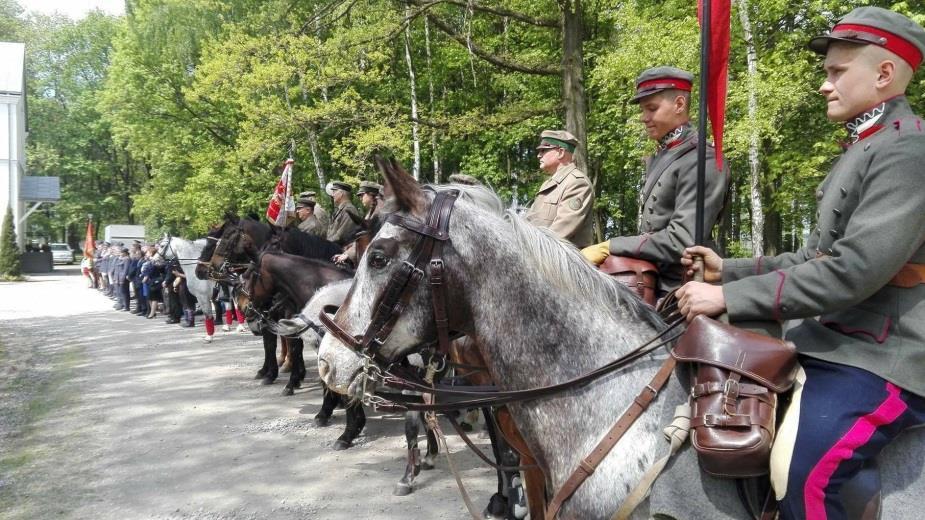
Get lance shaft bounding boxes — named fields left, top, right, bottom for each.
left=696, top=0, right=711, bottom=247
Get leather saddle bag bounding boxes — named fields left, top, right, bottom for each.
left=599, top=256, right=659, bottom=306
left=672, top=316, right=798, bottom=478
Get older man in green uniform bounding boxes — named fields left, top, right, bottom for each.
left=326, top=181, right=362, bottom=246
left=678, top=8, right=925, bottom=518
left=525, top=130, right=595, bottom=248
left=581, top=67, right=729, bottom=292
left=295, top=196, right=327, bottom=237
left=298, top=190, right=330, bottom=232
left=333, top=180, right=383, bottom=265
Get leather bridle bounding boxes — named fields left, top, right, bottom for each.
left=319, top=188, right=460, bottom=366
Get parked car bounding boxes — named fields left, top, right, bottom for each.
left=50, top=243, right=74, bottom=264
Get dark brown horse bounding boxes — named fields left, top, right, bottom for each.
left=237, top=251, right=365, bottom=450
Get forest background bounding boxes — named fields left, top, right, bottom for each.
left=4, top=0, right=924, bottom=257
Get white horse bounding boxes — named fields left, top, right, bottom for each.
left=159, top=235, right=217, bottom=342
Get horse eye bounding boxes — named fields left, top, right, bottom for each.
left=368, top=251, right=390, bottom=269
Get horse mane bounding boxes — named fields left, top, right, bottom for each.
left=504, top=210, right=666, bottom=331
left=264, top=227, right=342, bottom=260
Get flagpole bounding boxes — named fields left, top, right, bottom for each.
left=696, top=0, right=710, bottom=248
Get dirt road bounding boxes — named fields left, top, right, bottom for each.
left=0, top=267, right=494, bottom=519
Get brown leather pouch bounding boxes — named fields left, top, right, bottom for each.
left=599, top=256, right=659, bottom=306
left=672, top=316, right=798, bottom=478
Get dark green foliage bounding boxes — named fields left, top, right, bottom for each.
left=0, top=206, right=21, bottom=278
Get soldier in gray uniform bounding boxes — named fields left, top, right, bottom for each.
left=525, top=130, right=595, bottom=248
left=582, top=66, right=729, bottom=292
left=325, top=181, right=362, bottom=246
left=678, top=8, right=925, bottom=518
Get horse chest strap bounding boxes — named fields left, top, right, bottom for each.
left=545, top=356, right=676, bottom=520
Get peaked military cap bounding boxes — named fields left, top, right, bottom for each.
left=357, top=180, right=383, bottom=195
left=330, top=181, right=353, bottom=193
left=298, top=191, right=317, bottom=200
left=295, top=196, right=316, bottom=208
left=631, top=66, right=694, bottom=103
left=809, top=7, right=925, bottom=71
left=537, top=129, right=579, bottom=153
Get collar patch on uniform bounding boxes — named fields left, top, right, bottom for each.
left=658, top=124, right=689, bottom=150
left=846, top=102, right=886, bottom=143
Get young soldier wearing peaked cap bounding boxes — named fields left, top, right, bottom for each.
left=678, top=8, right=925, bottom=518
left=582, top=66, right=730, bottom=293
left=524, top=129, right=595, bottom=248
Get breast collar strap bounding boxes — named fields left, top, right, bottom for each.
left=319, top=189, right=460, bottom=365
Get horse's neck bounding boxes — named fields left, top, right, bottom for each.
left=462, top=236, right=667, bottom=501
left=265, top=256, right=324, bottom=308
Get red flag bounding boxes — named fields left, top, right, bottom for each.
left=83, top=219, right=95, bottom=258
left=266, top=159, right=295, bottom=226
left=698, top=0, right=731, bottom=169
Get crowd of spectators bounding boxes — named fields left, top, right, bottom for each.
left=82, top=240, right=247, bottom=332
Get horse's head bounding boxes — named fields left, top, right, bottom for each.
left=195, top=223, right=227, bottom=280
left=318, top=157, right=499, bottom=400
left=156, top=234, right=173, bottom=260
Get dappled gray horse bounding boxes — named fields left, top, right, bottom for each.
left=315, top=162, right=925, bottom=519
left=159, top=235, right=216, bottom=341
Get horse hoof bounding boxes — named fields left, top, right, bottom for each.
left=254, top=369, right=266, bottom=379
left=314, top=414, right=330, bottom=427
left=392, top=482, right=413, bottom=496
left=281, top=387, right=294, bottom=396
left=261, top=376, right=275, bottom=386
left=333, top=439, right=352, bottom=451
left=421, top=461, right=435, bottom=471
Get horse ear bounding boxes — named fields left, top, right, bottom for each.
left=377, top=155, right=424, bottom=215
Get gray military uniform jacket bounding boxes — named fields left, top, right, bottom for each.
left=722, top=97, right=925, bottom=397
left=610, top=126, right=730, bottom=290
left=525, top=163, right=595, bottom=248
left=326, top=201, right=362, bottom=246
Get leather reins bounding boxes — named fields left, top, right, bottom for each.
left=316, top=188, right=689, bottom=519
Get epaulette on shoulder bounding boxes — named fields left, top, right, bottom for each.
left=889, top=116, right=925, bottom=135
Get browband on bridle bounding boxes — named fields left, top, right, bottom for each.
left=319, top=189, right=460, bottom=366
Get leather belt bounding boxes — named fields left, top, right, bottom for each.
left=889, top=262, right=925, bottom=288
left=816, top=255, right=925, bottom=289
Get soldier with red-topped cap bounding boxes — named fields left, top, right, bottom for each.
left=582, top=66, right=730, bottom=294
left=678, top=7, right=925, bottom=518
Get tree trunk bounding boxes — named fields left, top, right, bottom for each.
left=424, top=17, right=440, bottom=183
left=560, top=0, right=589, bottom=176
left=737, top=0, right=764, bottom=257
left=404, top=5, right=421, bottom=181
left=307, top=129, right=327, bottom=189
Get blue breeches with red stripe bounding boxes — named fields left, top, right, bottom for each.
left=778, top=357, right=925, bottom=520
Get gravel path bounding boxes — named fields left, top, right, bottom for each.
left=0, top=267, right=494, bottom=519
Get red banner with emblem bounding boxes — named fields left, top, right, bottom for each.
left=698, top=0, right=731, bottom=169
left=266, top=159, right=295, bottom=227
left=83, top=219, right=95, bottom=258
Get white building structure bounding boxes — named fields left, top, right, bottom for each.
left=1, top=41, right=59, bottom=248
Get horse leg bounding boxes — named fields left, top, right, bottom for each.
left=333, top=399, right=365, bottom=451
left=394, top=411, right=423, bottom=496
left=314, top=384, right=338, bottom=427
left=278, top=337, right=290, bottom=370
left=481, top=407, right=512, bottom=519
left=281, top=338, right=304, bottom=396
left=256, top=330, right=278, bottom=384
left=496, top=407, right=546, bottom=520
left=422, top=413, right=438, bottom=471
